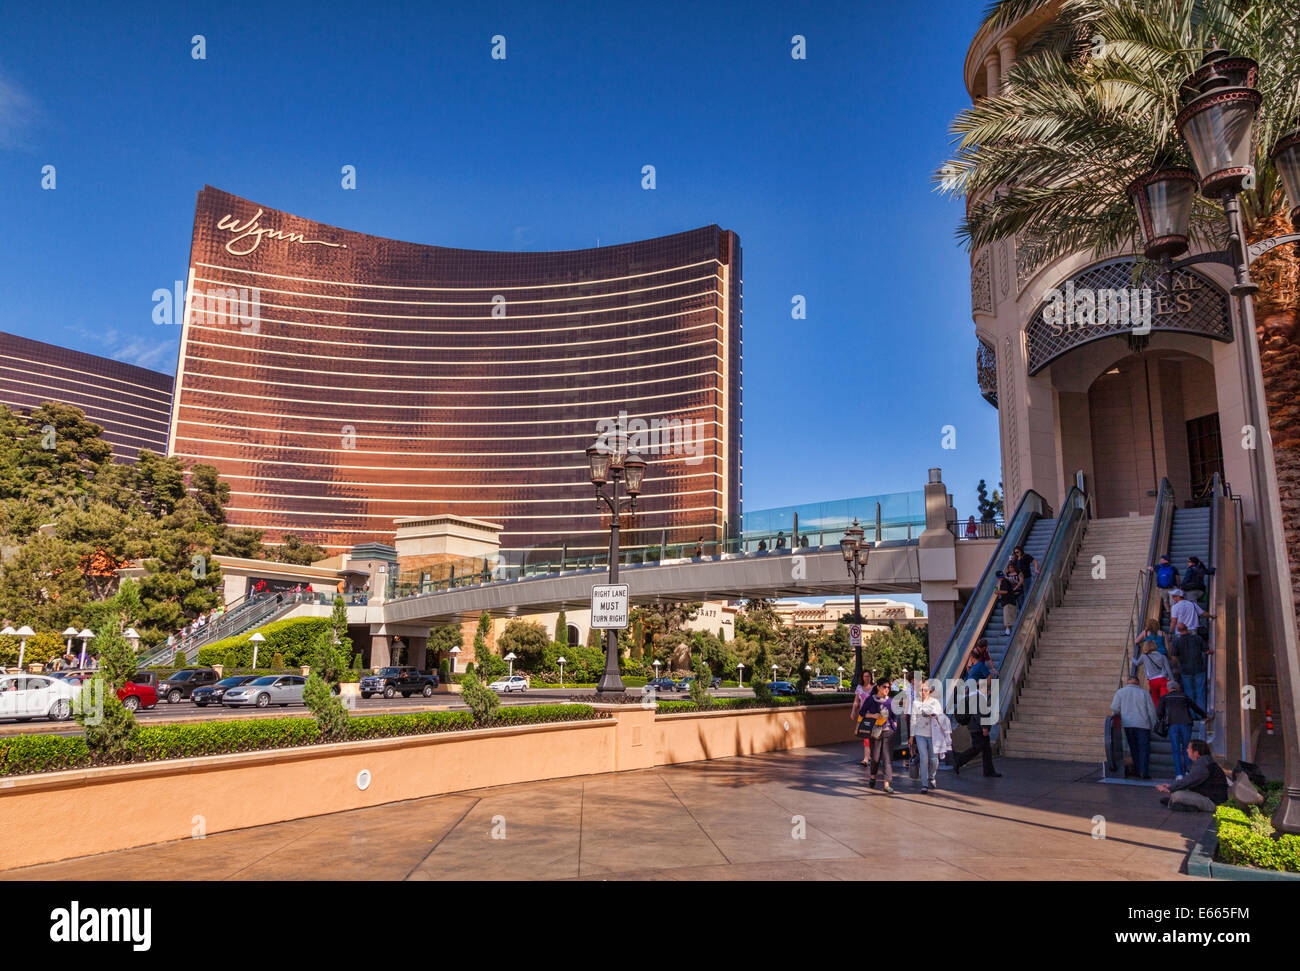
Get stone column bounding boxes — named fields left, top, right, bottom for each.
left=983, top=52, right=1000, bottom=98
left=369, top=633, right=391, bottom=669
left=407, top=635, right=428, bottom=672
left=997, top=36, right=1017, bottom=89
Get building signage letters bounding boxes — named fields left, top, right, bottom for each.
left=216, top=209, right=347, bottom=256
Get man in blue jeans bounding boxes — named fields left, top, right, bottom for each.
left=1172, top=621, right=1210, bottom=715
left=1111, top=675, right=1157, bottom=779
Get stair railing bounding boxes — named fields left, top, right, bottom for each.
left=930, top=489, right=1050, bottom=685
left=1117, top=477, right=1174, bottom=690
left=992, top=485, right=1089, bottom=750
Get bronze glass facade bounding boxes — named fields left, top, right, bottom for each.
left=169, top=187, right=742, bottom=557
left=0, top=330, right=173, bottom=461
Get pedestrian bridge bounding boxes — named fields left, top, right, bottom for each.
left=380, top=541, right=926, bottom=627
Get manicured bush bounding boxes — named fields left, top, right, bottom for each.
left=1215, top=783, right=1300, bottom=873
left=172, top=650, right=185, bottom=669
left=197, top=617, right=332, bottom=668
left=460, top=670, right=500, bottom=723
left=0, top=705, right=604, bottom=776
left=271, top=652, right=285, bottom=670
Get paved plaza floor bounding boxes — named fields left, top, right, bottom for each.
left=3, top=743, right=1210, bottom=880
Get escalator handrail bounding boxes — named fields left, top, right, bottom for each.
left=993, top=485, right=1089, bottom=733
left=930, top=488, right=1049, bottom=682
left=1118, top=477, right=1174, bottom=688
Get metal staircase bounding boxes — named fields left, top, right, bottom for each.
left=138, top=593, right=304, bottom=666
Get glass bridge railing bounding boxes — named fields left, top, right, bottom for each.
left=385, top=517, right=926, bottom=602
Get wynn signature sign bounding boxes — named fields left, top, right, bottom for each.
left=216, top=209, right=347, bottom=256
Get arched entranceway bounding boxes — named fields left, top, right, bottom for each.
left=1083, top=350, right=1222, bottom=517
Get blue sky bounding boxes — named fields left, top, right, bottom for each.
left=0, top=0, right=1002, bottom=522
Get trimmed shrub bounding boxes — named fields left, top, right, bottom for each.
left=197, top=617, right=332, bottom=668
left=172, top=650, right=185, bottom=669
left=271, top=652, right=285, bottom=670
left=1215, top=783, right=1300, bottom=872
left=460, top=670, right=500, bottom=723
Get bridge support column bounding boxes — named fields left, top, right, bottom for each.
left=407, top=635, right=428, bottom=672
left=369, top=633, right=392, bottom=669
left=918, top=468, right=960, bottom=676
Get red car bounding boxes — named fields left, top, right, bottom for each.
left=63, top=674, right=158, bottom=711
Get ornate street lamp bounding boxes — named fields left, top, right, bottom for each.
left=586, top=421, right=649, bottom=694
left=1126, top=44, right=1300, bottom=834
left=839, top=518, right=872, bottom=688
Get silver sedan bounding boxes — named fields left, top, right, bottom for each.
left=221, top=675, right=307, bottom=708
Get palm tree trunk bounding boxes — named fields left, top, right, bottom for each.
left=1250, top=212, right=1300, bottom=629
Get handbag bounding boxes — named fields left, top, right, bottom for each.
left=1153, top=713, right=1169, bottom=738
left=854, top=716, right=872, bottom=738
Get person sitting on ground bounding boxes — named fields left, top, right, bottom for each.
left=1149, top=554, right=1179, bottom=610
left=1156, top=679, right=1206, bottom=781
left=1180, top=556, right=1214, bottom=604
left=1170, top=589, right=1212, bottom=640
left=1156, top=739, right=1228, bottom=812
left=1111, top=675, right=1158, bottom=779
left=1132, top=640, right=1173, bottom=706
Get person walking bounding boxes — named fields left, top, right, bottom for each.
left=952, top=679, right=1001, bottom=777
left=1132, top=640, right=1173, bottom=707
left=1171, top=621, right=1210, bottom=716
left=850, top=671, right=873, bottom=767
left=1111, top=675, right=1157, bottom=779
left=862, top=678, right=898, bottom=793
left=909, top=681, right=951, bottom=793
left=1156, top=680, right=1206, bottom=780
left=1156, top=740, right=1229, bottom=812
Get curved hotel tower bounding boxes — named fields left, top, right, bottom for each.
left=168, top=187, right=742, bottom=559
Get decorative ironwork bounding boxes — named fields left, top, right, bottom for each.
left=1024, top=256, right=1232, bottom=376
left=1016, top=231, right=1051, bottom=293
left=977, top=337, right=998, bottom=408
left=971, top=249, right=993, bottom=315
left=999, top=238, right=1012, bottom=299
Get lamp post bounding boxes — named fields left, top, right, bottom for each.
left=249, top=632, right=265, bottom=669
left=586, top=422, right=648, bottom=694
left=77, top=628, right=95, bottom=668
left=771, top=664, right=778, bottom=682
left=837, top=665, right=845, bottom=689
left=736, top=662, right=744, bottom=688
left=505, top=651, right=517, bottom=678
left=839, top=518, right=873, bottom=688
left=557, top=656, right=566, bottom=689
left=653, top=659, right=661, bottom=682
left=14, top=626, right=34, bottom=670
left=62, top=626, right=78, bottom=659
left=123, top=628, right=140, bottom=657
left=449, top=645, right=461, bottom=674
left=1129, top=44, right=1300, bottom=833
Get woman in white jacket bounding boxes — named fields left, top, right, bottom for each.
left=909, top=681, right=952, bottom=793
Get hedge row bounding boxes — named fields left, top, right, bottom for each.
left=0, top=704, right=602, bottom=777
left=196, top=617, right=333, bottom=668
left=1215, top=783, right=1300, bottom=873
left=656, top=693, right=853, bottom=715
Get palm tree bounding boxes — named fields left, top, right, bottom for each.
left=942, top=0, right=1300, bottom=594
left=940, top=0, right=1300, bottom=823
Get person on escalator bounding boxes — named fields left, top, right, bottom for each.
left=1132, top=641, right=1173, bottom=707
left=1149, top=555, right=1179, bottom=611
left=1011, top=546, right=1037, bottom=606
left=1171, top=621, right=1210, bottom=715
left=965, top=640, right=997, bottom=683
left=1180, top=557, right=1213, bottom=604
left=1156, top=680, right=1206, bottom=780
left=996, top=569, right=1020, bottom=636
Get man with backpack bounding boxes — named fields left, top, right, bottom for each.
left=1149, top=554, right=1179, bottom=611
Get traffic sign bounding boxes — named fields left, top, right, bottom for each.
left=849, top=624, right=862, bottom=647
left=590, top=584, right=630, bottom=629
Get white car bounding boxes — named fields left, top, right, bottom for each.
left=488, top=675, right=529, bottom=694
left=0, top=673, right=80, bottom=722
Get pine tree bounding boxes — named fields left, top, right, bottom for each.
left=554, top=609, right=568, bottom=645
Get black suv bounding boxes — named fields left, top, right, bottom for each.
left=158, top=668, right=220, bottom=703
left=360, top=666, right=439, bottom=699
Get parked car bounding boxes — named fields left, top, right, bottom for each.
left=0, top=673, right=80, bottom=722
left=192, top=675, right=259, bottom=707
left=129, top=671, right=160, bottom=692
left=676, top=676, right=723, bottom=692
left=118, top=680, right=158, bottom=711
left=222, top=674, right=307, bottom=708
left=360, top=666, right=439, bottom=699
left=809, top=675, right=842, bottom=691
left=61, top=673, right=158, bottom=711
left=158, top=668, right=220, bottom=703
left=487, top=675, right=529, bottom=694
left=641, top=677, right=680, bottom=695
left=768, top=681, right=797, bottom=696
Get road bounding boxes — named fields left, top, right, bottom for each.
left=0, top=685, right=773, bottom=738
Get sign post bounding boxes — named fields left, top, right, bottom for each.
left=590, top=584, right=629, bottom=631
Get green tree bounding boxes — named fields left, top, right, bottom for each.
left=554, top=609, right=568, bottom=645
left=271, top=533, right=326, bottom=566
left=459, top=669, right=500, bottom=723
left=976, top=479, right=997, bottom=523
left=76, top=619, right=138, bottom=761
left=941, top=0, right=1300, bottom=615
left=496, top=619, right=549, bottom=671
